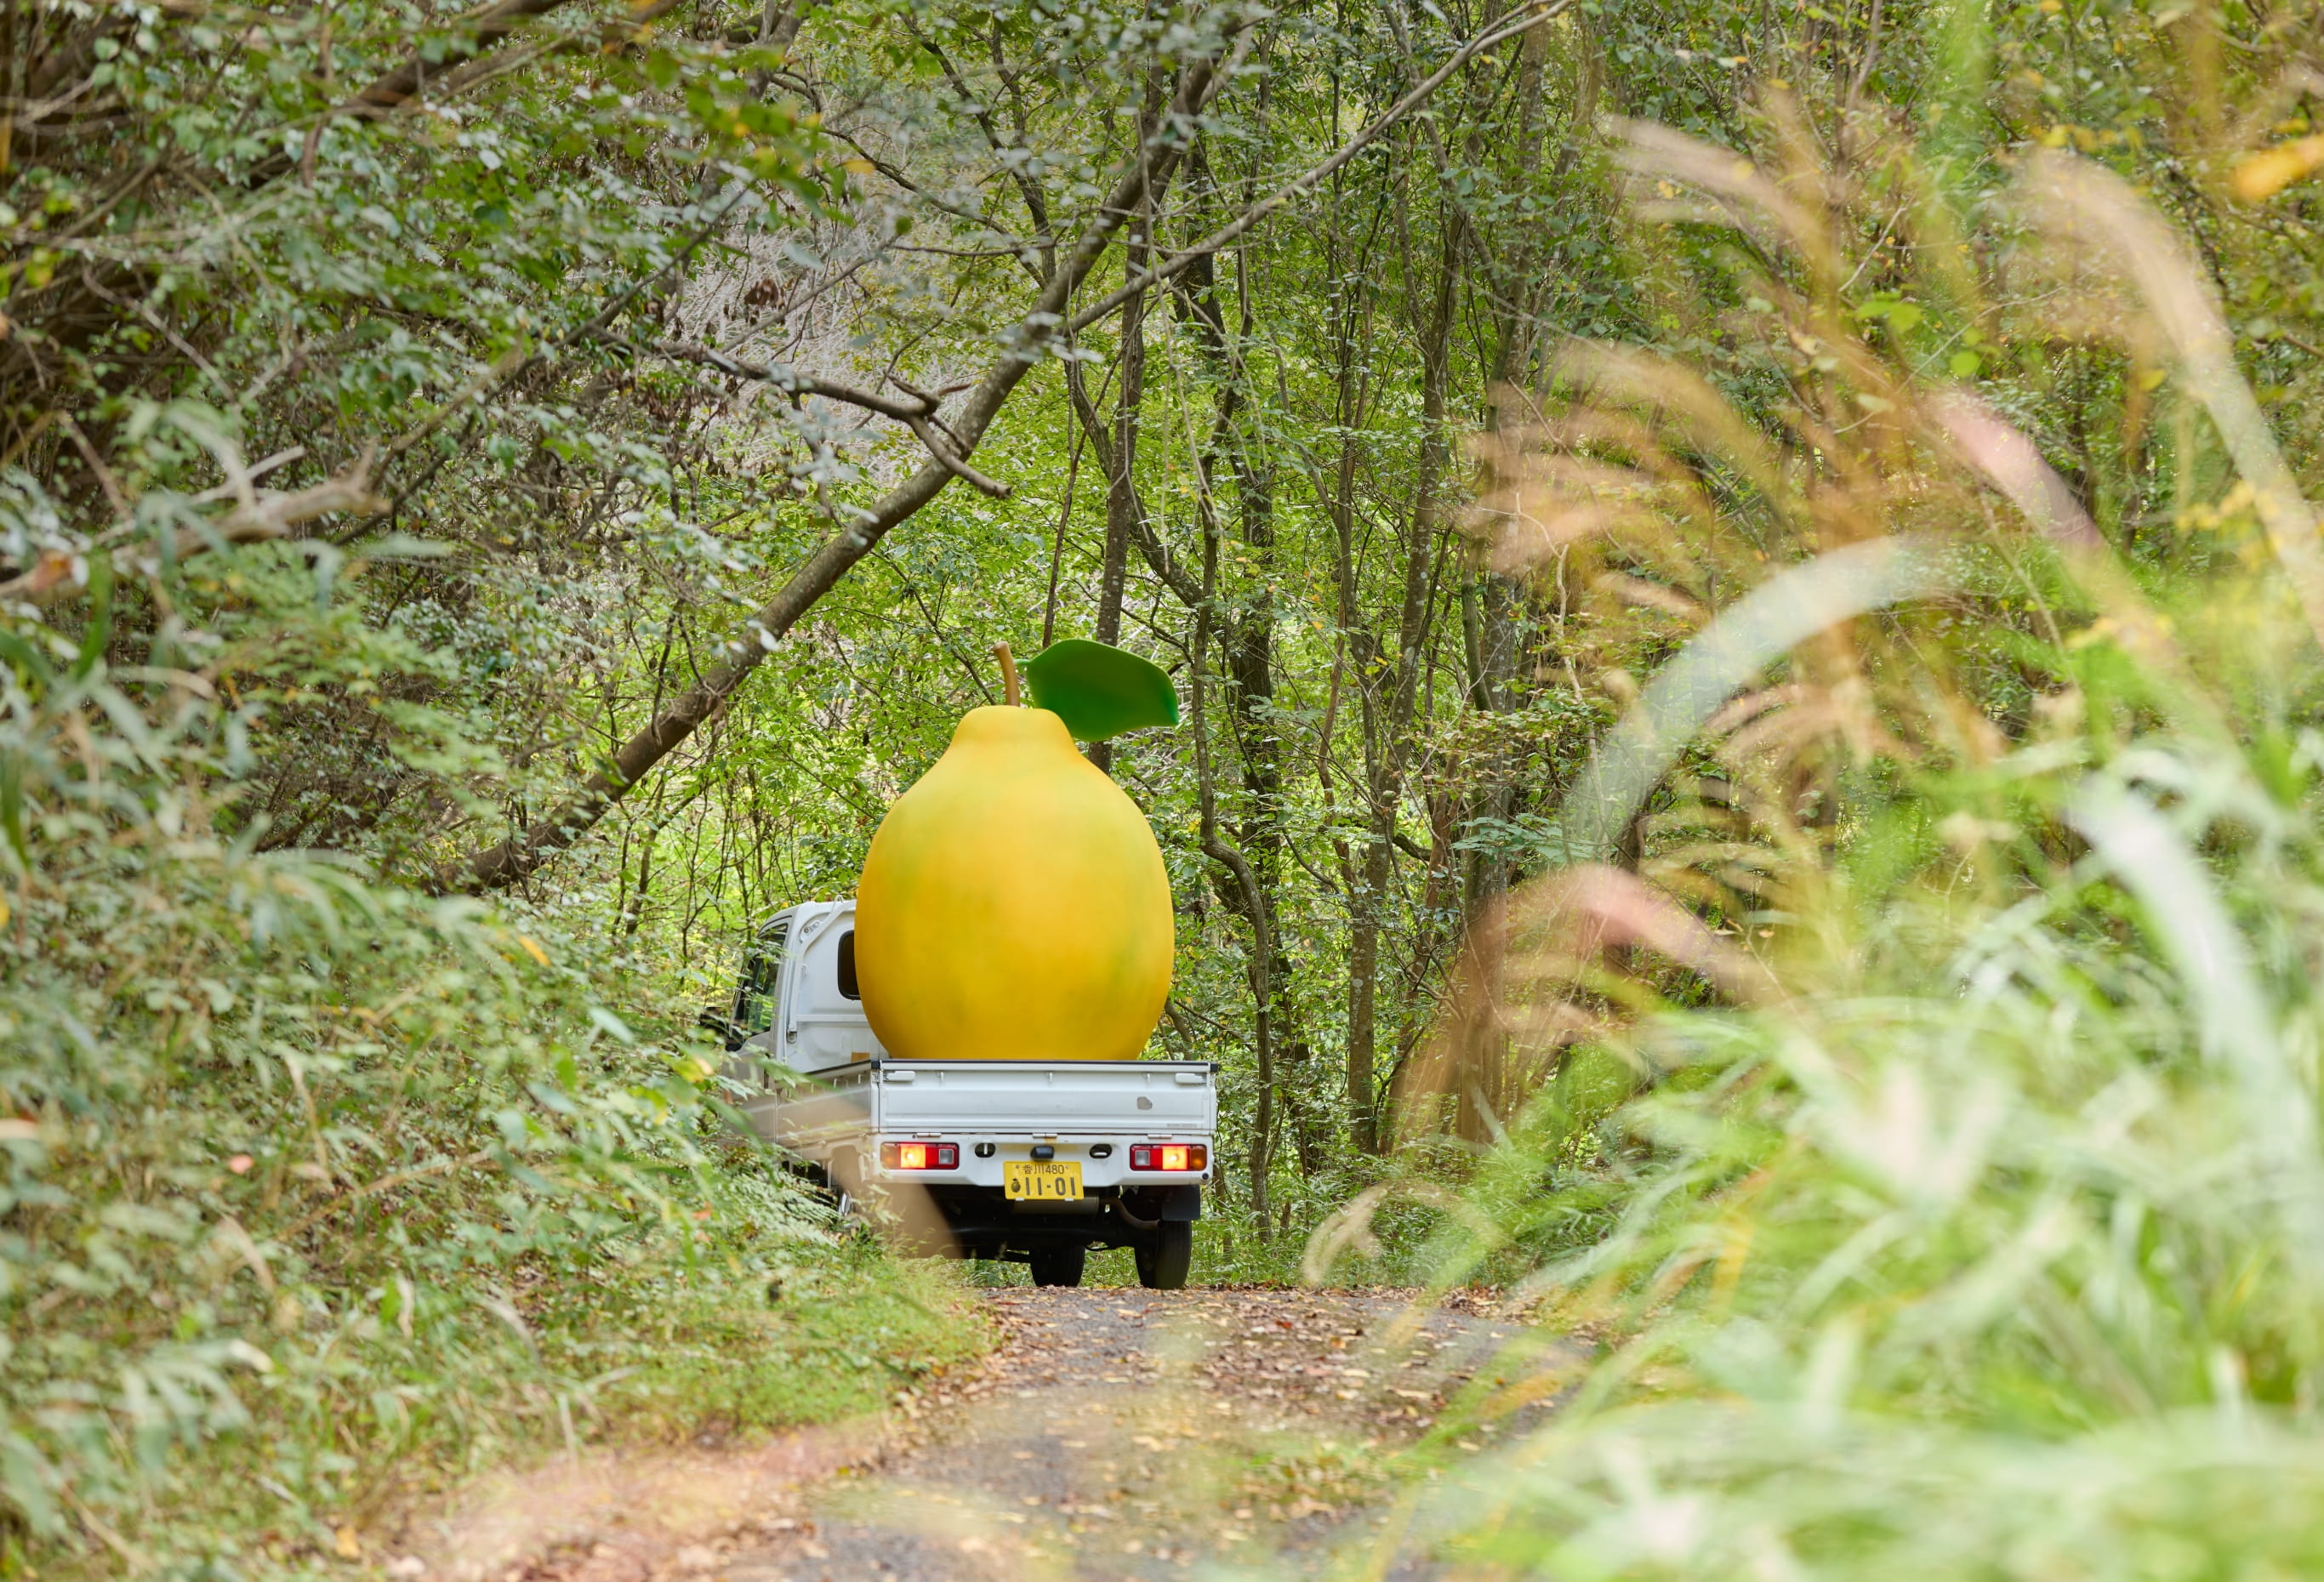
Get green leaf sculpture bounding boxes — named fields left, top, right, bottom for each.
left=1023, top=639, right=1180, bottom=743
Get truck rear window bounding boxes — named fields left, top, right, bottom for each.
left=836, top=930, right=860, bottom=1000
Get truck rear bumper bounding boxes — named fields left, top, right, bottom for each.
left=896, top=1184, right=1199, bottom=1259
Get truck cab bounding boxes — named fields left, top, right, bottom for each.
left=715, top=901, right=1215, bottom=1289
left=726, top=900, right=886, bottom=1073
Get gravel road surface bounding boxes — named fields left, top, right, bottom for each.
left=707, top=1285, right=1552, bottom=1582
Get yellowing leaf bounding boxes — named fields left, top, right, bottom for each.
left=841, top=157, right=876, bottom=176
left=2232, top=134, right=2324, bottom=202
left=516, top=936, right=550, bottom=967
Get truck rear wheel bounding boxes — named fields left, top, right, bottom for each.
left=1135, top=1221, right=1193, bottom=1290
left=1028, top=1245, right=1085, bottom=1287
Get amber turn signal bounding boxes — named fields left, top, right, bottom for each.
left=1129, top=1143, right=1205, bottom=1172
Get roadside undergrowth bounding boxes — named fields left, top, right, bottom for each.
left=1307, top=90, right=2324, bottom=1582
left=0, top=540, right=995, bottom=1581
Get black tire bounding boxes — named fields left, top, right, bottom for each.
left=1135, top=1221, right=1193, bottom=1290
left=1028, top=1245, right=1086, bottom=1288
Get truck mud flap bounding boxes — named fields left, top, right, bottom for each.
left=1132, top=1185, right=1200, bottom=1221
left=1101, top=1186, right=1200, bottom=1232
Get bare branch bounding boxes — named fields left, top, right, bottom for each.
left=903, top=415, right=1012, bottom=498
left=645, top=339, right=1011, bottom=497
left=1, top=452, right=387, bottom=607
left=648, top=338, right=937, bottom=423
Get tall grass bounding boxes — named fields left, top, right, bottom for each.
left=1404, top=714, right=2324, bottom=1575
left=1352, top=104, right=2324, bottom=1576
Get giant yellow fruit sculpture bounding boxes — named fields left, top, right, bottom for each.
left=854, top=640, right=1178, bottom=1063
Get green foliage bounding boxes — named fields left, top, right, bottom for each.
left=1313, top=1, right=2324, bottom=1559
left=9, top=0, right=2324, bottom=1567
left=1398, top=702, right=2324, bottom=1575
left=541, top=1236, right=989, bottom=1443
left=0, top=524, right=985, bottom=1573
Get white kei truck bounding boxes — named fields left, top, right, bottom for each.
left=705, top=899, right=1217, bottom=1289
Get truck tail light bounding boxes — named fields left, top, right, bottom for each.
left=880, top=1141, right=958, bottom=1170
left=1130, top=1143, right=1206, bottom=1172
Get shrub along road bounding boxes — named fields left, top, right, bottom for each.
left=463, top=1285, right=1573, bottom=1581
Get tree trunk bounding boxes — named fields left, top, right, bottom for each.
left=1346, top=184, right=1458, bottom=1154
left=1087, top=77, right=1164, bottom=777
left=1171, top=164, right=1315, bottom=1178
left=1188, top=499, right=1275, bottom=1232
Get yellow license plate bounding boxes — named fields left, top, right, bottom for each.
left=1004, top=1160, right=1083, bottom=1201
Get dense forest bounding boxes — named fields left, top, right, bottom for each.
left=7, top=0, right=2324, bottom=1572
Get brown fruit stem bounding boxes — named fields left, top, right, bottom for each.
left=994, top=643, right=1021, bottom=707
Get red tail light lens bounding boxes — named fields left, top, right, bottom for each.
left=880, top=1141, right=958, bottom=1170
left=1130, top=1143, right=1206, bottom=1172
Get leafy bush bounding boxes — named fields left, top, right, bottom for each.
left=0, top=508, right=974, bottom=1575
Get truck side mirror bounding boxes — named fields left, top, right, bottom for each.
left=697, top=1006, right=743, bottom=1052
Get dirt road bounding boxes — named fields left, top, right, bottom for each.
left=436, top=1285, right=1571, bottom=1582
left=707, top=1286, right=1550, bottom=1582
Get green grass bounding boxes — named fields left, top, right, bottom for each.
left=553, top=1236, right=994, bottom=1444
left=27, top=1224, right=995, bottom=1580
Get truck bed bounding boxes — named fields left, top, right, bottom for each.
left=738, top=1057, right=1217, bottom=1194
